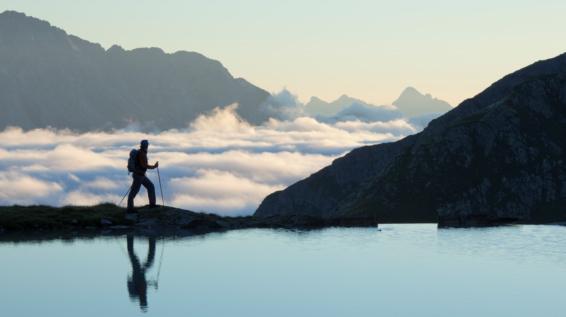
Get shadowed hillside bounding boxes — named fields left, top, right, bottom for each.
left=256, top=52, right=566, bottom=227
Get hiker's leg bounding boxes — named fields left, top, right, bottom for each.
left=142, top=176, right=156, bottom=206
left=145, top=237, right=156, bottom=268
left=127, top=176, right=142, bottom=210
left=127, top=234, right=135, bottom=254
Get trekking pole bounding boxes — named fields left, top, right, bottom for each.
left=155, top=239, right=166, bottom=289
left=118, top=186, right=131, bottom=207
left=156, top=166, right=165, bottom=207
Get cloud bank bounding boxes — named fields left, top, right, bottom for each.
left=0, top=104, right=420, bottom=215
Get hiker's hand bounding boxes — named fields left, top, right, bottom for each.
left=154, top=161, right=159, bottom=168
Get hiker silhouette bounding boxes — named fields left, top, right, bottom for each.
left=127, top=139, right=159, bottom=212
left=127, top=235, right=156, bottom=312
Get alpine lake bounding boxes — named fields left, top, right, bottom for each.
left=2, top=224, right=566, bottom=317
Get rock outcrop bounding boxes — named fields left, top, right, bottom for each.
left=255, top=53, right=566, bottom=227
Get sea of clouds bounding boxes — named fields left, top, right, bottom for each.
left=0, top=104, right=419, bottom=216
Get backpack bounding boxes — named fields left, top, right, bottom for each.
left=127, top=149, right=139, bottom=173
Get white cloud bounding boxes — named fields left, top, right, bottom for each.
left=158, top=150, right=333, bottom=185
left=334, top=119, right=417, bottom=135
left=169, top=170, right=282, bottom=215
left=190, top=104, right=254, bottom=134
left=261, top=89, right=305, bottom=120
left=61, top=191, right=122, bottom=206
left=0, top=171, right=63, bottom=205
left=82, top=177, right=122, bottom=191
left=0, top=105, right=423, bottom=215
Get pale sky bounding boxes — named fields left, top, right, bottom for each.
left=1, top=0, right=566, bottom=106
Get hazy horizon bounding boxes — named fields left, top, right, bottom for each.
left=2, top=0, right=566, bottom=106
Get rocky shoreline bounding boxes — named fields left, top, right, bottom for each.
left=0, top=204, right=379, bottom=240
left=3, top=204, right=563, bottom=242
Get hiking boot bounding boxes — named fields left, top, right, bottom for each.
left=148, top=204, right=159, bottom=209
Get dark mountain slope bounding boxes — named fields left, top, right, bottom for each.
left=0, top=11, right=271, bottom=131
left=255, top=52, right=566, bottom=227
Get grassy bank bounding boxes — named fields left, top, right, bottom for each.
left=0, top=204, right=130, bottom=231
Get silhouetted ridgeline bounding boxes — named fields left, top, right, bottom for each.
left=255, top=52, right=566, bottom=227
left=0, top=11, right=271, bottom=131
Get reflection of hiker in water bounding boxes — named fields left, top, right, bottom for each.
left=127, top=235, right=156, bottom=311
left=127, top=139, right=159, bottom=213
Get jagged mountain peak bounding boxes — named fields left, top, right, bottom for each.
left=393, top=86, right=451, bottom=117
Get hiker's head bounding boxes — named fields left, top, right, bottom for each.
left=140, top=139, right=149, bottom=150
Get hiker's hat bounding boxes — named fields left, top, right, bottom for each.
left=140, top=139, right=149, bottom=148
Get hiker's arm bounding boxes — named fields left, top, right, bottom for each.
left=142, top=159, right=158, bottom=169
left=138, top=151, right=158, bottom=169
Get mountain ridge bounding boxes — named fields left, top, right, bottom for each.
left=0, top=10, right=272, bottom=131
left=255, top=52, right=566, bottom=227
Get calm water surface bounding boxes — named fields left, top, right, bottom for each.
left=2, top=224, right=566, bottom=316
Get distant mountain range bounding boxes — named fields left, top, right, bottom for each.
left=305, top=95, right=372, bottom=117
left=0, top=11, right=271, bottom=131
left=255, top=52, right=566, bottom=227
left=304, top=94, right=401, bottom=123
left=305, top=88, right=452, bottom=124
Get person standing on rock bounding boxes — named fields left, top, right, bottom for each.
left=127, top=140, right=159, bottom=213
